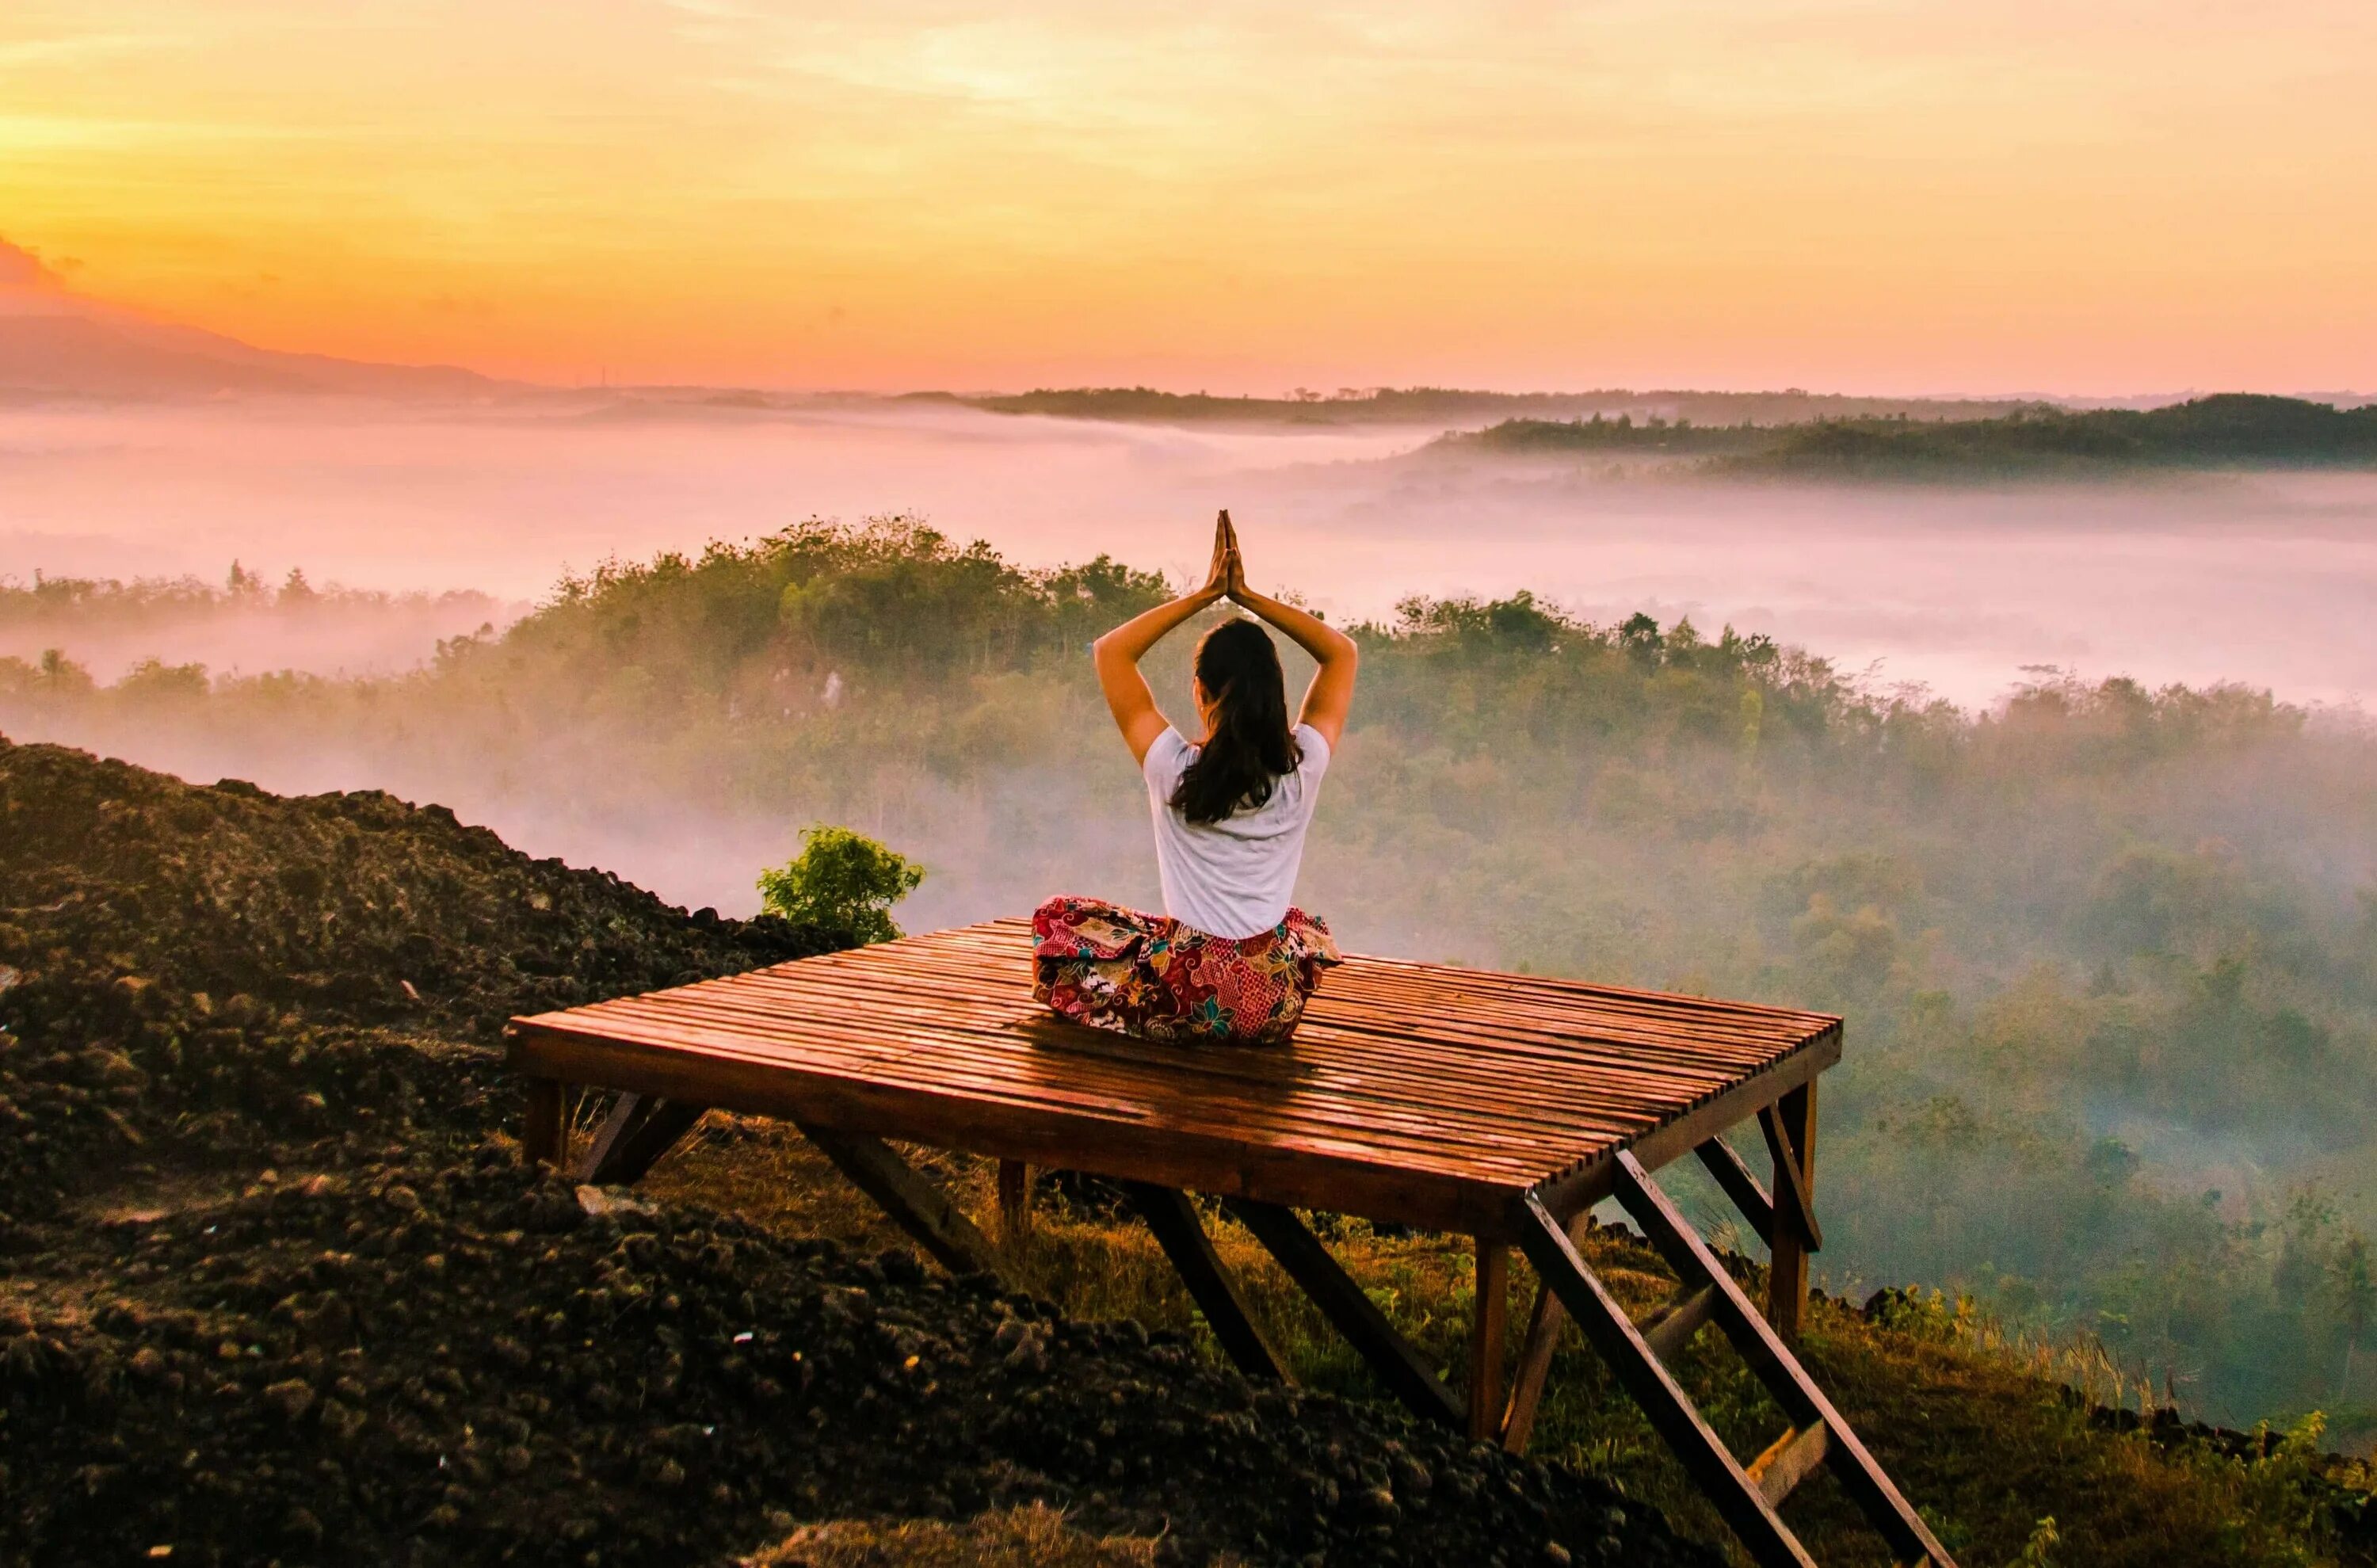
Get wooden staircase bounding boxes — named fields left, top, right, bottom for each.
left=1513, top=1150, right=1955, bottom=1568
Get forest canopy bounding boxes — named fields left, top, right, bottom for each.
left=5, top=516, right=2375, bottom=1437
left=1447, top=395, right=2377, bottom=477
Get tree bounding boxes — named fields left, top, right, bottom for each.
left=2333, top=1231, right=2374, bottom=1400
left=756, top=826, right=924, bottom=945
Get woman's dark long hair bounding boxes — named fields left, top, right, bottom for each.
left=1173, top=617, right=1300, bottom=826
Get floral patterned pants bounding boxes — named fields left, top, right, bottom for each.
left=1030, top=895, right=1342, bottom=1046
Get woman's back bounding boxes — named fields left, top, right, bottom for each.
left=1143, top=722, right=1331, bottom=939
left=1033, top=510, right=1357, bottom=1046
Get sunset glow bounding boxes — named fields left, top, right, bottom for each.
left=5, top=0, right=2374, bottom=393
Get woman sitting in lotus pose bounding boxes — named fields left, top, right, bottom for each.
left=1033, top=511, right=1357, bottom=1045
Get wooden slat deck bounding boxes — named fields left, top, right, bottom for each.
left=506, top=918, right=1841, bottom=1237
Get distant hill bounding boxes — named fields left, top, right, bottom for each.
left=1440, top=394, right=2377, bottom=477
left=1743, top=393, right=2377, bottom=475
left=0, top=305, right=506, bottom=402
left=953, top=383, right=2036, bottom=428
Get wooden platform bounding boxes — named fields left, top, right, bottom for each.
left=506, top=919, right=1952, bottom=1568
left=508, top=918, right=1839, bottom=1237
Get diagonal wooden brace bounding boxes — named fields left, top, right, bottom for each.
left=577, top=1091, right=708, bottom=1186
left=793, top=1119, right=1002, bottom=1279
left=1696, top=1134, right=1778, bottom=1246
left=1757, top=1107, right=1823, bottom=1252
left=1223, top=1197, right=1464, bottom=1430
left=1501, top=1266, right=1567, bottom=1453
left=1123, top=1183, right=1291, bottom=1384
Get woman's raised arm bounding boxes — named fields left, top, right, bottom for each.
left=1221, top=513, right=1359, bottom=752
left=1092, top=516, right=1230, bottom=765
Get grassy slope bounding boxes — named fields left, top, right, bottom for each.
left=648, top=1120, right=2372, bottom=1568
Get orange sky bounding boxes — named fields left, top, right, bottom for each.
left=5, top=1, right=2374, bottom=395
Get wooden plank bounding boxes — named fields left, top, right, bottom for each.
left=1122, top=1184, right=1290, bottom=1383
left=1696, top=1134, right=1776, bottom=1246
left=519, top=996, right=1619, bottom=1175
left=1526, top=1036, right=1839, bottom=1225
left=1639, top=1284, right=1717, bottom=1364
left=1758, top=1103, right=1824, bottom=1251
left=1611, top=1152, right=1955, bottom=1567
left=574, top=975, right=1735, bottom=1146
left=1500, top=1275, right=1566, bottom=1454
left=1746, top=1423, right=1830, bottom=1508
left=998, top=1159, right=1031, bottom=1244
left=1763, top=1081, right=1821, bottom=1339
left=931, top=919, right=1843, bottom=1032
left=1510, top=1192, right=1816, bottom=1568
left=547, top=980, right=1794, bottom=1177
left=517, top=939, right=1834, bottom=1143
left=792, top=1119, right=1001, bottom=1279
left=523, top=1077, right=566, bottom=1167
left=577, top=1092, right=707, bottom=1185
left=510, top=1023, right=1521, bottom=1234
left=1223, top=1198, right=1465, bottom=1430
left=1469, top=1242, right=1509, bottom=1440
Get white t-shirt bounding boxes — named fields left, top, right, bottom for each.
left=1141, top=723, right=1331, bottom=940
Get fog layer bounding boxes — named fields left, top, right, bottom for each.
left=6, top=399, right=2376, bottom=708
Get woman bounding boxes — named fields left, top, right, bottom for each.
left=1033, top=511, right=1358, bottom=1045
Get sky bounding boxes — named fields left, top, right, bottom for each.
left=3, top=0, right=2374, bottom=395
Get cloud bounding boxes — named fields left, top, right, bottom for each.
left=0, top=237, right=66, bottom=292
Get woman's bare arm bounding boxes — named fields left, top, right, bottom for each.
left=1221, top=513, right=1358, bottom=752
left=1093, top=517, right=1230, bottom=765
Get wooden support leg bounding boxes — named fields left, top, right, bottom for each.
left=1763, top=1080, right=1821, bottom=1340
left=1123, top=1184, right=1290, bottom=1384
left=1501, top=1277, right=1565, bottom=1453
left=576, top=1092, right=708, bottom=1185
left=1223, top=1197, right=1464, bottom=1430
left=523, top=1078, right=567, bottom=1168
left=998, top=1159, right=1031, bottom=1245
left=1513, top=1191, right=1815, bottom=1568
left=1469, top=1242, right=1508, bottom=1441
left=793, top=1120, right=1002, bottom=1279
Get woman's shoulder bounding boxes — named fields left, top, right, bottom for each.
left=1292, top=723, right=1332, bottom=773
left=1143, top=725, right=1193, bottom=784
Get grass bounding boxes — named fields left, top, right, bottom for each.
left=629, top=1115, right=2370, bottom=1568
left=741, top=1503, right=1179, bottom=1568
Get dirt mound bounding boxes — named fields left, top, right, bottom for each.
left=0, top=736, right=840, bottom=1227
left=2, top=1145, right=1715, bottom=1568
left=0, top=738, right=1724, bottom=1566
left=0, top=736, right=830, bottom=1037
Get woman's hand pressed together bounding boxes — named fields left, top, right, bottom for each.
left=1091, top=509, right=1359, bottom=761
left=1213, top=512, right=1359, bottom=753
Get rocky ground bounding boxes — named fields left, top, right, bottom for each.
left=0, top=736, right=1719, bottom=1568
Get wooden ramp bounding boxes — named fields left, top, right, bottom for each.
left=506, top=918, right=1952, bottom=1568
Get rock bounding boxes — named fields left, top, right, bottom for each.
left=261, top=1378, right=315, bottom=1421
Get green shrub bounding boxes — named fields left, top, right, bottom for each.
left=757, top=826, right=924, bottom=945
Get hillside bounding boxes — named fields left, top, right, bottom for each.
left=1442, top=395, right=2377, bottom=475
left=0, top=310, right=504, bottom=402
left=2, top=734, right=2371, bottom=1565
left=950, top=385, right=2035, bottom=428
